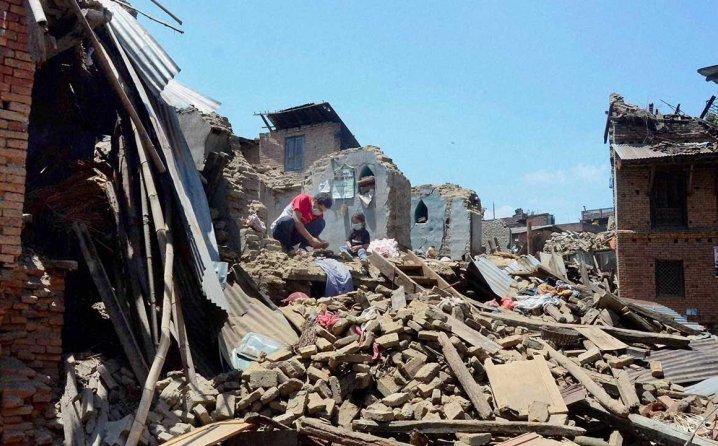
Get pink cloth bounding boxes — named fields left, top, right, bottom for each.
left=500, top=297, right=515, bottom=310
left=316, top=311, right=340, bottom=330
left=371, top=342, right=382, bottom=361
left=282, top=291, right=309, bottom=304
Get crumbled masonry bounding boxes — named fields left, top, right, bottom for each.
left=2, top=1, right=718, bottom=446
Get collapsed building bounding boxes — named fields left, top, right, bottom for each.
left=1, top=2, right=718, bottom=446
left=411, top=184, right=483, bottom=260
left=607, top=94, right=718, bottom=325
left=304, top=147, right=412, bottom=252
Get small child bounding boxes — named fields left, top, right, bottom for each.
left=340, top=212, right=370, bottom=264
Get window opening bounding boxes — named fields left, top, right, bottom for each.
left=655, top=260, right=684, bottom=298
left=651, top=170, right=687, bottom=228
left=415, top=199, right=428, bottom=224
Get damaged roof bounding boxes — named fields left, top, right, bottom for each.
left=259, top=102, right=360, bottom=147
left=607, top=94, right=718, bottom=164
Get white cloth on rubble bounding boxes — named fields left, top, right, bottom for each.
left=367, top=238, right=400, bottom=258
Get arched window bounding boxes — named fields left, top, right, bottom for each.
left=414, top=200, right=428, bottom=223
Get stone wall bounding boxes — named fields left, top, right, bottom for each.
left=0, top=0, right=34, bottom=268
left=304, top=147, right=411, bottom=251
left=411, top=184, right=482, bottom=260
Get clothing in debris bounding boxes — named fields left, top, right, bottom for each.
left=314, top=257, right=354, bottom=297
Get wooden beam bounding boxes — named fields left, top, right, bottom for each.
left=437, top=332, right=493, bottom=419
left=298, top=417, right=411, bottom=446
left=540, top=341, right=629, bottom=417
left=368, top=252, right=422, bottom=294
left=73, top=223, right=149, bottom=383
left=352, top=419, right=585, bottom=437
left=68, top=0, right=166, bottom=173
left=477, top=311, right=691, bottom=348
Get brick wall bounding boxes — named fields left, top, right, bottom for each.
left=258, top=122, right=342, bottom=173
left=615, top=163, right=718, bottom=324
left=0, top=0, right=33, bottom=268
left=0, top=255, right=69, bottom=445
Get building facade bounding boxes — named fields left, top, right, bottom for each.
left=257, top=102, right=359, bottom=177
left=608, top=94, right=718, bottom=325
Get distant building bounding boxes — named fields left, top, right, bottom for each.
left=256, top=102, right=359, bottom=177
left=410, top=184, right=483, bottom=260
left=481, top=208, right=555, bottom=252
left=581, top=206, right=614, bottom=230
left=608, top=93, right=718, bottom=325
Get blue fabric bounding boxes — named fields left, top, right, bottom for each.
left=314, top=258, right=354, bottom=297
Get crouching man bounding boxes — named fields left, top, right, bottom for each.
left=270, top=192, right=333, bottom=252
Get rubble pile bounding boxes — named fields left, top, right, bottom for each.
left=543, top=231, right=614, bottom=255
left=54, top=253, right=718, bottom=444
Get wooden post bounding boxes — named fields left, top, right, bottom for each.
left=539, top=341, right=629, bottom=417
left=73, top=223, right=149, bottom=383
left=68, top=0, right=166, bottom=173
left=526, top=221, right=533, bottom=255
left=139, top=172, right=158, bottom=346
left=125, top=232, right=175, bottom=446
left=437, top=332, right=493, bottom=419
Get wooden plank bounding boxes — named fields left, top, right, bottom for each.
left=485, top=356, right=567, bottom=416
left=298, top=417, right=410, bottom=446
left=162, top=420, right=253, bottom=445
left=446, top=314, right=501, bottom=354
left=73, top=223, right=149, bottom=383
left=614, top=370, right=640, bottom=410
left=540, top=341, right=628, bottom=417
left=628, top=414, right=718, bottom=446
left=352, top=420, right=585, bottom=437
left=368, top=252, right=423, bottom=294
left=61, top=356, right=85, bottom=446
left=478, top=311, right=691, bottom=348
left=574, top=326, right=628, bottom=352
left=497, top=433, right=573, bottom=446
left=438, top=332, right=493, bottom=419
left=406, top=250, right=461, bottom=298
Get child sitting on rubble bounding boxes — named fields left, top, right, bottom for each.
left=340, top=212, right=370, bottom=265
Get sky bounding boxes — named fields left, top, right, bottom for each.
left=133, top=0, right=718, bottom=223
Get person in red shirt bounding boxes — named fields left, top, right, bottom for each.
left=270, top=192, right=333, bottom=251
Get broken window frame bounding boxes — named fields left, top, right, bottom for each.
left=284, top=135, right=305, bottom=172
left=655, top=259, right=685, bottom=299
left=650, top=169, right=687, bottom=229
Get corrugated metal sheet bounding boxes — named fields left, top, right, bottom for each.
left=470, top=255, right=514, bottom=298
left=630, top=336, right=718, bottom=385
left=613, top=143, right=717, bottom=161
left=624, top=298, right=705, bottom=332
left=218, top=283, right=299, bottom=366
left=161, top=79, right=220, bottom=114
left=684, top=377, right=718, bottom=396
left=100, top=0, right=180, bottom=94
left=504, top=255, right=541, bottom=275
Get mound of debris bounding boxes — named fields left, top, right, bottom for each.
left=55, top=251, right=718, bottom=445
left=543, top=231, right=615, bottom=255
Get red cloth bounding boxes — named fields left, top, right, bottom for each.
left=372, top=342, right=382, bottom=361
left=291, top=194, right=320, bottom=225
left=500, top=297, right=515, bottom=310
left=316, top=311, right=339, bottom=330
